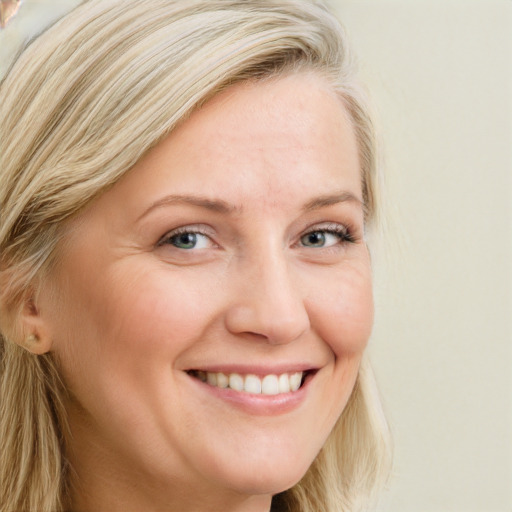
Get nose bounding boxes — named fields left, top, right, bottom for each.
left=224, top=251, right=310, bottom=345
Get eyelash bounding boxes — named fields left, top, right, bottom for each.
left=300, top=224, right=357, bottom=246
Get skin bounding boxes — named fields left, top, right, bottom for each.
left=31, top=72, right=373, bottom=512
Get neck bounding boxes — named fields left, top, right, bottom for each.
left=71, top=483, right=272, bottom=512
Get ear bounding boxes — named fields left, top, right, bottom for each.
left=17, top=293, right=53, bottom=355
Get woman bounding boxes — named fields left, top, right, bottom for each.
left=0, top=1, right=391, bottom=511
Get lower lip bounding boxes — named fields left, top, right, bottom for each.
left=186, top=373, right=314, bottom=416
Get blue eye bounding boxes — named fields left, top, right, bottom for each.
left=161, top=230, right=211, bottom=250
left=301, top=231, right=328, bottom=247
left=300, top=228, right=353, bottom=248
left=171, top=232, right=197, bottom=249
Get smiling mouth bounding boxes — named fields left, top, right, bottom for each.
left=186, top=370, right=313, bottom=395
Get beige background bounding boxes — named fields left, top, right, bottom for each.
left=329, top=1, right=512, bottom=510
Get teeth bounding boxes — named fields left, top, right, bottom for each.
left=278, top=373, right=290, bottom=393
left=262, top=375, right=279, bottom=395
left=290, top=372, right=302, bottom=392
left=228, top=373, right=244, bottom=391
left=216, top=372, right=228, bottom=388
left=206, top=372, right=217, bottom=386
left=191, top=370, right=305, bottom=395
left=244, top=374, right=262, bottom=394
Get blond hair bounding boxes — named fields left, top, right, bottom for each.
left=0, top=1, right=391, bottom=510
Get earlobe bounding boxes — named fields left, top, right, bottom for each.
left=20, top=332, right=51, bottom=355
left=18, top=295, right=53, bottom=355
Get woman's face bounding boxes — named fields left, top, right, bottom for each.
left=40, top=72, right=373, bottom=510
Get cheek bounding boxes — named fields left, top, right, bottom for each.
left=308, top=262, right=373, bottom=357
left=51, top=263, right=222, bottom=380
left=111, top=268, right=224, bottom=356
left=297, top=261, right=373, bottom=447
left=47, top=265, right=223, bottom=433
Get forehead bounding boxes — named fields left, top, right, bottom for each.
left=74, top=71, right=363, bottom=232
left=130, top=72, right=361, bottom=203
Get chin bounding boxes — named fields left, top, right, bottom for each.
left=204, top=448, right=317, bottom=497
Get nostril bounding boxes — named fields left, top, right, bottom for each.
left=245, top=331, right=270, bottom=341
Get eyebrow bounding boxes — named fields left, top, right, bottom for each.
left=137, top=194, right=238, bottom=221
left=138, top=190, right=363, bottom=221
left=302, top=191, right=364, bottom=211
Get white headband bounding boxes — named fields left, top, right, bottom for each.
left=0, top=0, right=83, bottom=81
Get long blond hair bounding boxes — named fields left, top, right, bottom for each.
left=0, top=1, right=391, bottom=510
